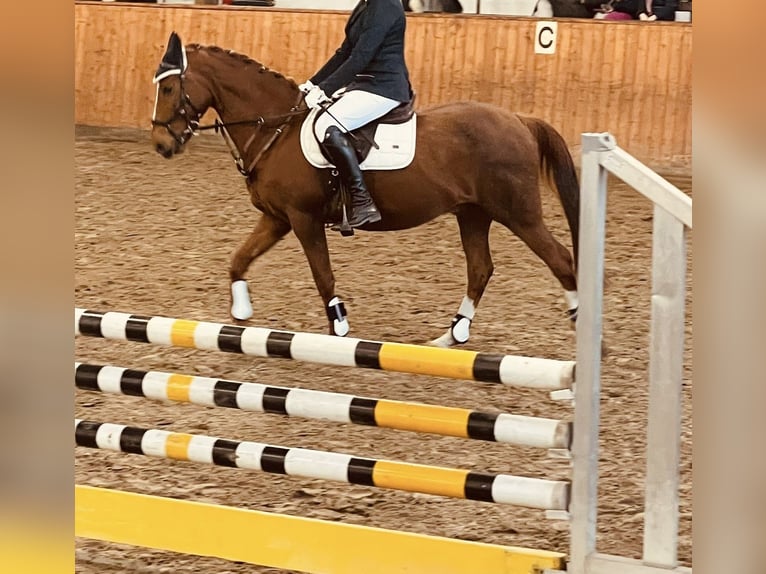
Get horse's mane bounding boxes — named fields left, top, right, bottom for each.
left=186, top=43, right=298, bottom=89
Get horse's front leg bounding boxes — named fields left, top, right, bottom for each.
left=289, top=212, right=350, bottom=337
left=229, top=213, right=291, bottom=320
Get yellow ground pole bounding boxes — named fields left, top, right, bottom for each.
left=75, top=485, right=566, bottom=574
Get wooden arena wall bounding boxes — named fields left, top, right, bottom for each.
left=74, top=2, right=691, bottom=172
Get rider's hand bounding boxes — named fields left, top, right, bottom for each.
left=304, top=86, right=329, bottom=109
left=298, top=80, right=315, bottom=94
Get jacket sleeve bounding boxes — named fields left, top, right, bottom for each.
left=310, top=37, right=352, bottom=86
left=316, top=2, right=400, bottom=97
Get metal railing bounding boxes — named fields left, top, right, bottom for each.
left=568, top=133, right=692, bottom=574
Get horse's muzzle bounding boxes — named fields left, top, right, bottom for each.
left=151, top=121, right=191, bottom=158
left=155, top=142, right=176, bottom=158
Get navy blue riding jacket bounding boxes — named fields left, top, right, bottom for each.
left=310, top=0, right=412, bottom=103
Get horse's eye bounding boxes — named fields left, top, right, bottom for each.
left=162, top=85, right=173, bottom=95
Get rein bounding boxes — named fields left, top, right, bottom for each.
left=193, top=99, right=308, bottom=177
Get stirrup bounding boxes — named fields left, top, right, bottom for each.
left=330, top=204, right=381, bottom=234
left=333, top=204, right=355, bottom=236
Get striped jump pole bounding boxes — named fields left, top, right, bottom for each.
left=75, top=419, right=570, bottom=511
left=76, top=363, right=572, bottom=449
left=75, top=308, right=576, bottom=390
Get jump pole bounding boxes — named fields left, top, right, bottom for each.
left=76, top=485, right=566, bottom=574
left=75, top=362, right=572, bottom=449
left=75, top=308, right=576, bottom=390
left=75, top=419, right=570, bottom=511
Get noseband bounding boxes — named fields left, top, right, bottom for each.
left=151, top=75, right=201, bottom=146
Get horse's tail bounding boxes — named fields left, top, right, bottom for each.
left=520, top=116, right=580, bottom=269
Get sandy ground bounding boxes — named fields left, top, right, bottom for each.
left=75, top=126, right=692, bottom=572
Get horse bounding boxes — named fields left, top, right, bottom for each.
left=150, top=32, right=581, bottom=347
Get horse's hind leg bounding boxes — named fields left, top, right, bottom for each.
left=506, top=218, right=579, bottom=325
left=229, top=213, right=291, bottom=320
left=430, top=205, right=494, bottom=347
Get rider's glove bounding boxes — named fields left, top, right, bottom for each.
left=298, top=80, right=316, bottom=94
left=304, top=85, right=330, bottom=109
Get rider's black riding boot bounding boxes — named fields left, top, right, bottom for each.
left=322, top=126, right=382, bottom=227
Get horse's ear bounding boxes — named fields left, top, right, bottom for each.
left=153, top=31, right=188, bottom=84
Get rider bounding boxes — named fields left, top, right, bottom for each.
left=299, top=0, right=413, bottom=228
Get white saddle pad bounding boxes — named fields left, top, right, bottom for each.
left=299, top=107, right=417, bottom=171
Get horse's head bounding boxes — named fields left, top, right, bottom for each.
left=151, top=32, right=306, bottom=162
left=150, top=32, right=207, bottom=158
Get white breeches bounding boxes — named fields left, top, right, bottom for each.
left=313, top=89, right=400, bottom=140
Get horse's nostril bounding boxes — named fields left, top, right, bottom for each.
left=155, top=143, right=174, bottom=158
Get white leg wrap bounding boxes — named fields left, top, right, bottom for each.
left=451, top=296, right=475, bottom=343
left=429, top=296, right=476, bottom=347
left=327, top=296, right=350, bottom=337
left=334, top=318, right=350, bottom=337
left=457, top=296, right=476, bottom=320
left=564, top=290, right=579, bottom=321
left=451, top=316, right=471, bottom=343
left=231, top=280, right=254, bottom=320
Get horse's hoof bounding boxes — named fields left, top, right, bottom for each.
left=231, top=305, right=253, bottom=321
left=428, top=331, right=458, bottom=348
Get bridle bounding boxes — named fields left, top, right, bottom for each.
left=151, top=73, right=309, bottom=177
left=150, top=74, right=202, bottom=147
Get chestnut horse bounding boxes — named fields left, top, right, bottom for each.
left=150, top=32, right=580, bottom=347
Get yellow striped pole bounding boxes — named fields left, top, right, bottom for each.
left=75, top=362, right=572, bottom=449
left=75, top=420, right=570, bottom=510
left=75, top=308, right=576, bottom=390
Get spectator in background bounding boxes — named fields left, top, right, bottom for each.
left=644, top=0, right=678, bottom=19
left=403, top=0, right=462, bottom=12
left=608, top=0, right=677, bottom=20
left=549, top=0, right=600, bottom=18
left=638, top=0, right=657, bottom=19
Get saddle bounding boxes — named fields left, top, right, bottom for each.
left=299, top=95, right=418, bottom=236
left=325, top=97, right=416, bottom=164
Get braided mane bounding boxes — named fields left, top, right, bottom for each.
left=186, top=43, right=298, bottom=88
